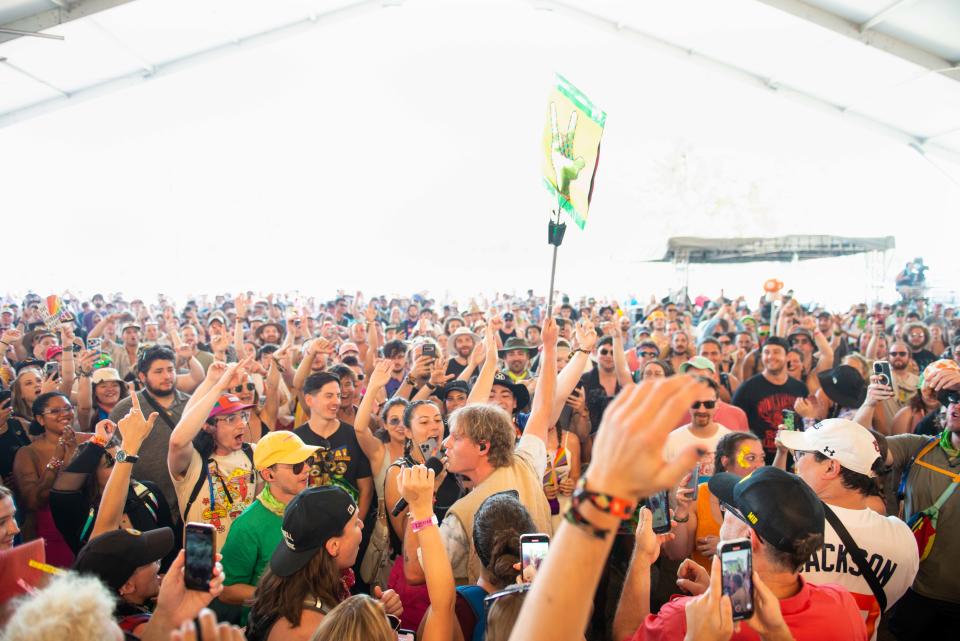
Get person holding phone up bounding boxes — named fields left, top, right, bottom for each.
left=614, top=466, right=867, bottom=641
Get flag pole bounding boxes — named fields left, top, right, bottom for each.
left=547, top=195, right=567, bottom=316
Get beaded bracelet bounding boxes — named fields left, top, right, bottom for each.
left=46, top=458, right=64, bottom=472
left=571, top=477, right=637, bottom=520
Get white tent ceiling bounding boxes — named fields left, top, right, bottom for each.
left=1, top=0, right=959, bottom=166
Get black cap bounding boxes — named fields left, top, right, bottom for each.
left=502, top=312, right=514, bottom=321
left=490, top=371, right=530, bottom=411
left=817, top=365, right=866, bottom=409
left=762, top=336, right=791, bottom=352
left=438, top=379, right=470, bottom=402
left=73, top=527, right=174, bottom=591
left=271, top=486, right=357, bottom=578
left=708, top=467, right=824, bottom=554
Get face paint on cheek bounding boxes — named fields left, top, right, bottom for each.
left=736, top=446, right=751, bottom=469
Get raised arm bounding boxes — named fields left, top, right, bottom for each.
left=362, top=305, right=380, bottom=380
left=353, top=360, right=390, bottom=468
left=610, top=320, right=634, bottom=389
left=87, top=312, right=122, bottom=340
left=522, top=318, right=557, bottom=447
left=233, top=295, right=248, bottom=358
left=91, top=399, right=157, bottom=539
left=550, top=319, right=597, bottom=426
left=399, top=466, right=455, bottom=641
left=507, top=377, right=706, bottom=641
left=58, top=325, right=77, bottom=398
left=168, top=363, right=241, bottom=480
left=292, top=338, right=332, bottom=395
left=466, top=324, right=498, bottom=406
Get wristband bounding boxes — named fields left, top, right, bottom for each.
left=46, top=458, right=64, bottom=472
left=673, top=513, right=690, bottom=523
left=571, top=477, right=637, bottom=520
left=90, top=434, right=108, bottom=447
left=564, top=504, right=612, bottom=539
left=410, top=514, right=438, bottom=533
left=575, top=348, right=590, bottom=355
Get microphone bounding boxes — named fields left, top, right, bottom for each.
left=391, top=456, right=445, bottom=517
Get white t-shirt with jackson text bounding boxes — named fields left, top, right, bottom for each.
left=801, top=504, right=918, bottom=641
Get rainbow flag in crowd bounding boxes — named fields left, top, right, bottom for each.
left=541, top=73, right=605, bottom=230
left=40, top=295, right=66, bottom=329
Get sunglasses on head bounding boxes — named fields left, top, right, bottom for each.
left=233, top=383, right=255, bottom=393
left=691, top=400, right=716, bottom=409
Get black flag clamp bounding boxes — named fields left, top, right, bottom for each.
left=548, top=217, right=567, bottom=247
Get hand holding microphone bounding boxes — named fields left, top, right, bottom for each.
left=392, top=456, right=445, bottom=517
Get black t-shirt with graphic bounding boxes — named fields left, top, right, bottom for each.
left=731, top=373, right=809, bottom=463
left=293, top=422, right=372, bottom=503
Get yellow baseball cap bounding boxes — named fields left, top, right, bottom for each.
left=253, top=431, right=320, bottom=471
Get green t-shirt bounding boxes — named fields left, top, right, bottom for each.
left=220, top=498, right=283, bottom=625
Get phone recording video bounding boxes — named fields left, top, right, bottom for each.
left=43, top=361, right=59, bottom=379
left=873, top=360, right=896, bottom=395
left=646, top=490, right=671, bottom=534
left=519, top=533, right=550, bottom=582
left=421, top=343, right=437, bottom=360
left=782, top=409, right=796, bottom=431
left=184, top=522, right=216, bottom=591
left=719, top=538, right=754, bottom=620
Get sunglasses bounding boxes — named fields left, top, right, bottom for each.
left=277, top=460, right=307, bottom=475
left=599, top=349, right=613, bottom=356
left=386, top=614, right=401, bottom=632
left=638, top=351, right=658, bottom=358
left=888, top=351, right=909, bottom=357
left=484, top=583, right=531, bottom=620
left=691, top=400, right=716, bottom=409
left=233, top=383, right=256, bottom=393
left=387, top=417, right=402, bottom=426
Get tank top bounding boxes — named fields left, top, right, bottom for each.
left=692, top=483, right=721, bottom=571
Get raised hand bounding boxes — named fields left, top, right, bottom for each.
left=118, top=385, right=157, bottom=452
left=397, top=464, right=436, bottom=517
left=367, top=360, right=392, bottom=391
left=541, top=316, right=558, bottom=347
left=586, top=377, right=706, bottom=501
left=234, top=294, right=247, bottom=320
left=1, top=328, right=22, bottom=346
left=428, top=357, right=454, bottom=388
left=575, top=318, right=598, bottom=353
left=634, top=506, right=676, bottom=566
left=410, top=355, right=433, bottom=383
left=365, top=303, right=378, bottom=324
left=93, top=419, right=117, bottom=444
left=468, top=341, right=486, bottom=368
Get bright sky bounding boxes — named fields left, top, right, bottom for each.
left=0, top=0, right=957, bottom=310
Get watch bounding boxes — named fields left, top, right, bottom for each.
left=115, top=450, right=140, bottom=464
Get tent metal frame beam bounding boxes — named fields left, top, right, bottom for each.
left=530, top=0, right=960, bottom=166
left=0, top=0, right=135, bottom=45
left=754, top=0, right=958, bottom=79
left=859, top=0, right=918, bottom=33
left=0, top=0, right=392, bottom=130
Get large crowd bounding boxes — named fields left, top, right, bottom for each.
left=0, top=288, right=957, bottom=641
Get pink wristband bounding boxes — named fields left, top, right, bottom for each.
left=410, top=514, right=438, bottom=533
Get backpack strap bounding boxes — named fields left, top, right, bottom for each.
left=822, top=504, right=887, bottom=612
left=456, top=585, right=488, bottom=641
left=898, top=437, right=939, bottom=502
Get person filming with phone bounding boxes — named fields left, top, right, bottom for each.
left=614, top=466, right=867, bottom=641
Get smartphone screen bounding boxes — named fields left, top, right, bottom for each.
left=720, top=538, right=754, bottom=620
left=184, top=523, right=216, bottom=591
left=782, top=409, right=796, bottom=431
left=519, top=533, right=550, bottom=581
left=685, top=463, right=701, bottom=501
left=646, top=490, right=671, bottom=534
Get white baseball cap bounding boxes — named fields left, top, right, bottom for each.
left=777, top=418, right=881, bottom=477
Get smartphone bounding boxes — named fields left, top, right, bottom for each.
left=71, top=341, right=82, bottom=354
left=519, top=533, right=550, bottom=581
left=873, top=360, right=896, bottom=396
left=684, top=463, right=701, bottom=501
left=87, top=337, right=102, bottom=354
left=418, top=436, right=439, bottom=459
left=782, top=409, right=796, bottom=431
left=184, top=522, right=217, bottom=591
left=421, top=343, right=437, bottom=359
left=719, top=538, right=754, bottom=620
left=43, top=361, right=59, bottom=378
left=645, top=490, right=671, bottom=534
left=0, top=390, right=11, bottom=405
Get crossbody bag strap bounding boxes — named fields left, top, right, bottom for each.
left=822, top=504, right=887, bottom=612
left=898, top=437, right=938, bottom=501
left=141, top=392, right=177, bottom=432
